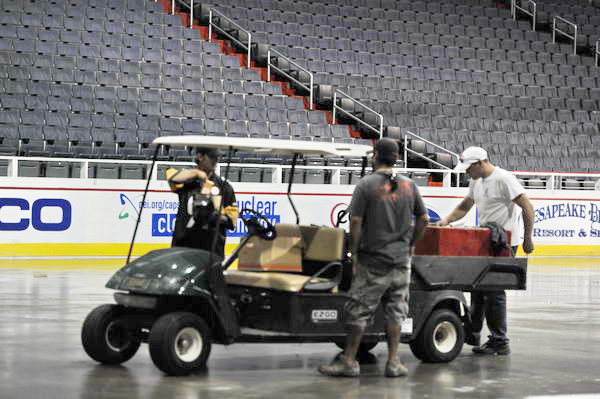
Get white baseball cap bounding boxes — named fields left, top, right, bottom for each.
left=454, top=146, right=488, bottom=171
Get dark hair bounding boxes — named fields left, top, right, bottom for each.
left=195, top=147, right=220, bottom=160
left=374, top=138, right=399, bottom=166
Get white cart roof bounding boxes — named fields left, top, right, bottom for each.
left=152, top=136, right=372, bottom=157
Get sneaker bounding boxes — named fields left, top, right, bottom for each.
left=472, top=341, right=510, bottom=355
left=385, top=359, right=408, bottom=378
left=318, top=355, right=360, bottom=377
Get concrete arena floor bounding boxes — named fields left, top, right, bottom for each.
left=0, top=258, right=600, bottom=399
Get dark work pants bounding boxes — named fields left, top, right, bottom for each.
left=470, top=246, right=517, bottom=345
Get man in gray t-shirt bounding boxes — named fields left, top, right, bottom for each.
left=319, top=138, right=428, bottom=378
left=350, top=168, right=426, bottom=268
left=438, top=146, right=534, bottom=356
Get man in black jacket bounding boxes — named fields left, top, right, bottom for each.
left=166, top=148, right=238, bottom=258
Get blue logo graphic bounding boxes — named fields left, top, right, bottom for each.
left=119, top=193, right=140, bottom=220
left=152, top=213, right=177, bottom=237
left=229, top=196, right=281, bottom=237
left=0, top=198, right=71, bottom=231
left=427, top=208, right=441, bottom=223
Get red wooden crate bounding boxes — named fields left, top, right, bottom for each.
left=415, top=226, right=511, bottom=257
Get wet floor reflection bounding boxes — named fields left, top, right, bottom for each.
left=0, top=259, right=599, bottom=398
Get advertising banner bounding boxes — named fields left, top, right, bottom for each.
left=0, top=178, right=599, bottom=257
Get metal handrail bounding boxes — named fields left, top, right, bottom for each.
left=332, top=90, right=383, bottom=139
left=208, top=8, right=252, bottom=69
left=596, top=39, right=600, bottom=67
left=267, top=47, right=314, bottom=110
left=403, top=130, right=460, bottom=187
left=553, top=16, right=578, bottom=55
left=513, top=0, right=537, bottom=31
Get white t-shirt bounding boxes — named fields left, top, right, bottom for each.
left=467, top=167, right=526, bottom=247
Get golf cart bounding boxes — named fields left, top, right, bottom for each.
left=81, top=136, right=527, bottom=376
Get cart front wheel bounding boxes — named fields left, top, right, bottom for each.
left=148, top=312, right=212, bottom=376
left=81, top=304, right=140, bottom=364
left=409, top=309, right=464, bottom=363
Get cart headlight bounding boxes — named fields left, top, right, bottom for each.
left=107, top=270, right=126, bottom=287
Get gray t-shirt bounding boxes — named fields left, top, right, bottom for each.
left=467, top=167, right=526, bottom=247
left=350, top=171, right=427, bottom=268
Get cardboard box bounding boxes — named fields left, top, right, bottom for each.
left=238, top=224, right=303, bottom=271
left=414, top=226, right=512, bottom=257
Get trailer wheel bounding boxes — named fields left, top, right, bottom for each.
left=81, top=304, right=140, bottom=364
left=148, top=312, right=212, bottom=376
left=409, top=309, right=464, bottom=363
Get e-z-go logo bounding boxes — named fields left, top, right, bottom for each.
left=0, top=198, right=72, bottom=231
left=329, top=203, right=441, bottom=227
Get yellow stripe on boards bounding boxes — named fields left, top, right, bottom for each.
left=515, top=245, right=600, bottom=257
left=0, top=243, right=240, bottom=270
left=0, top=244, right=598, bottom=271
left=0, top=243, right=242, bottom=257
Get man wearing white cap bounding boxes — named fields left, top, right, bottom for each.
left=437, top=146, right=534, bottom=355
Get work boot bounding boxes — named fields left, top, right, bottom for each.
left=472, top=340, right=510, bottom=355
left=384, top=358, right=408, bottom=378
left=318, top=355, right=360, bottom=377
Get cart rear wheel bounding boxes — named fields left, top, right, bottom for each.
left=148, top=312, right=212, bottom=376
left=81, top=304, right=140, bottom=364
left=409, top=309, right=464, bottom=363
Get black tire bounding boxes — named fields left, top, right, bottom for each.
left=409, top=309, right=464, bottom=363
left=81, top=304, right=140, bottom=364
left=148, top=312, right=212, bottom=376
left=334, top=339, right=378, bottom=353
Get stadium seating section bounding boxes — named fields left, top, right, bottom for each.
left=0, top=0, right=599, bottom=179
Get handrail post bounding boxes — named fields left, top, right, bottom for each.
left=208, top=9, right=212, bottom=42
left=574, top=25, right=578, bottom=55
left=267, top=49, right=271, bottom=81
left=247, top=32, right=252, bottom=69
left=189, top=0, right=194, bottom=28
left=552, top=17, right=556, bottom=43
left=171, top=0, right=174, bottom=15
left=532, top=1, right=536, bottom=31
left=332, top=91, right=337, bottom=124
left=403, top=135, right=408, bottom=167
left=309, top=73, right=314, bottom=110
left=379, top=115, right=383, bottom=139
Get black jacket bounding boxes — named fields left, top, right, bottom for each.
left=171, top=172, right=236, bottom=258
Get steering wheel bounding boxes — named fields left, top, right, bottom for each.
left=240, top=208, right=277, bottom=241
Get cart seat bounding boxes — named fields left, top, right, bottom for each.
left=224, top=270, right=338, bottom=293
left=238, top=224, right=345, bottom=273
left=238, top=224, right=304, bottom=272
left=300, top=225, right=344, bottom=262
